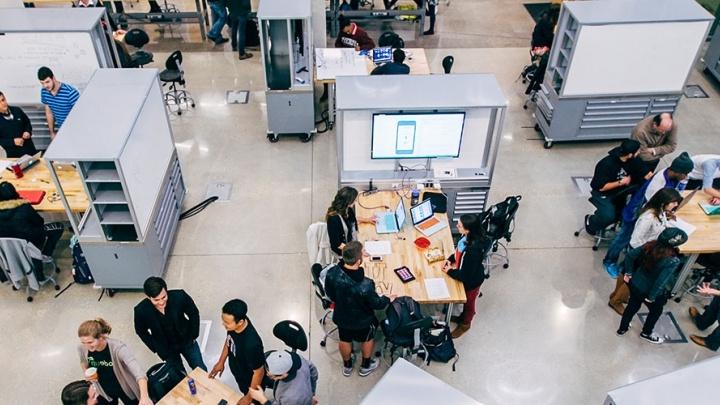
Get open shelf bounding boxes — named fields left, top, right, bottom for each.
left=81, top=162, right=120, bottom=182
left=97, top=204, right=134, bottom=224
left=102, top=224, right=138, bottom=242
left=89, top=182, right=127, bottom=204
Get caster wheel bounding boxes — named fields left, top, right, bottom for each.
left=54, top=285, right=61, bottom=290
left=320, top=340, right=326, bottom=347
left=592, top=246, right=598, bottom=251
left=55, top=267, right=61, bottom=273
left=534, top=123, right=540, bottom=131
left=503, top=264, right=509, bottom=269
left=177, top=111, right=182, bottom=116
left=267, top=134, right=279, bottom=143
left=522, top=79, right=527, bottom=84
left=543, top=141, right=553, bottom=149
left=674, top=297, right=682, bottom=303
left=492, top=246, right=498, bottom=253
left=300, top=133, right=312, bottom=143
left=523, top=105, right=528, bottom=110
left=191, top=103, right=196, bottom=108
left=108, top=289, right=116, bottom=297
left=574, top=231, right=580, bottom=237
left=12, top=286, right=18, bottom=291
left=27, top=296, right=33, bottom=302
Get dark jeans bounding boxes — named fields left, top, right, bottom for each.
left=603, top=219, right=636, bottom=265
left=230, top=14, right=249, bottom=55
left=587, top=191, right=617, bottom=234
left=619, top=284, right=668, bottom=335
left=162, top=340, right=207, bottom=372
left=687, top=178, right=720, bottom=191
left=32, top=222, right=64, bottom=282
left=97, top=389, right=137, bottom=405
left=695, top=296, right=720, bottom=350
left=207, top=1, right=228, bottom=39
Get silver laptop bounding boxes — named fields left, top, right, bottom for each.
left=410, top=199, right=448, bottom=237
left=376, top=198, right=406, bottom=234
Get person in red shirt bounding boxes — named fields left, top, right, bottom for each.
left=335, top=19, right=376, bottom=51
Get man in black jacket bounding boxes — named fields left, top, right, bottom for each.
left=0, top=91, right=38, bottom=158
left=134, top=277, right=207, bottom=371
left=325, top=241, right=394, bottom=377
left=228, top=0, right=253, bottom=59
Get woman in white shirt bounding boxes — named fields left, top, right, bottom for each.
left=609, top=188, right=682, bottom=315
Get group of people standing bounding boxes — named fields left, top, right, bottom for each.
left=206, top=0, right=254, bottom=60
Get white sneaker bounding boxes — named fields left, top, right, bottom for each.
left=640, top=332, right=664, bottom=344
left=342, top=355, right=355, bottom=377
left=358, top=358, right=380, bottom=377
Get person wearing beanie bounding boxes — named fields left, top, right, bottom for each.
left=248, top=350, right=319, bottom=405
left=585, top=139, right=651, bottom=235
left=630, top=113, right=678, bottom=171
left=617, top=228, right=688, bottom=344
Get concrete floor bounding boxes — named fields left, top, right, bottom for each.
left=2, top=1, right=720, bottom=404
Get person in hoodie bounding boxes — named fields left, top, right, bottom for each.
left=585, top=139, right=650, bottom=235
left=248, top=350, right=319, bottom=405
left=335, top=19, right=375, bottom=51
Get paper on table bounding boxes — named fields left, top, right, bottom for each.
left=424, top=278, right=451, bottom=300
left=0, top=160, right=12, bottom=172
left=364, top=240, right=392, bottom=256
left=669, top=216, right=696, bottom=236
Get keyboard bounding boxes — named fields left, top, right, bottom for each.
left=418, top=217, right=439, bottom=230
left=383, top=214, right=395, bottom=230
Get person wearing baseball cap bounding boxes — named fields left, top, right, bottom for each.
left=617, top=228, right=688, bottom=344
left=248, top=350, right=318, bottom=405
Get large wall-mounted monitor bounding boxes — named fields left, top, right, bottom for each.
left=371, top=112, right=466, bottom=159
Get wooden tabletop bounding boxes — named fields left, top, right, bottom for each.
left=315, top=48, right=431, bottom=84
left=158, top=368, right=243, bottom=405
left=676, top=190, right=720, bottom=254
left=355, top=190, right=466, bottom=304
left=0, top=158, right=88, bottom=213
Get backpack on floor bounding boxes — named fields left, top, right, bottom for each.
left=147, top=362, right=186, bottom=402
left=423, top=322, right=459, bottom=371
left=382, top=296, right=425, bottom=347
left=70, top=237, right=94, bottom=285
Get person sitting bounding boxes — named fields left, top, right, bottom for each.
left=324, top=241, right=394, bottom=377
left=61, top=380, right=99, bottom=405
left=0, top=91, right=38, bottom=158
left=370, top=49, right=410, bottom=76
left=325, top=187, right=375, bottom=257
left=688, top=283, right=720, bottom=351
left=630, top=113, right=678, bottom=171
left=248, top=350, right=319, bottom=405
left=335, top=19, right=375, bottom=51
left=607, top=188, right=682, bottom=314
left=687, top=154, right=720, bottom=205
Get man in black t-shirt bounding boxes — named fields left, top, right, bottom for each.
left=210, top=299, right=265, bottom=405
left=585, top=139, right=650, bottom=234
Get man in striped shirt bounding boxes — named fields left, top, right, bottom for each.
left=38, top=67, right=80, bottom=140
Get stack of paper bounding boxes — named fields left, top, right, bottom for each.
left=424, top=278, right=450, bottom=300
left=364, top=240, right=392, bottom=256
left=669, top=217, right=696, bottom=236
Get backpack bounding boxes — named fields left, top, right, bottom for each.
left=146, top=362, right=186, bottom=402
left=378, top=31, right=405, bottom=49
left=423, top=322, right=459, bottom=371
left=382, top=296, right=425, bottom=347
left=483, top=195, right=522, bottom=242
left=70, top=237, right=94, bottom=285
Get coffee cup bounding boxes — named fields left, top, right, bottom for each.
left=85, top=367, right=98, bottom=381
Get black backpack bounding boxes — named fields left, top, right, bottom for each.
left=147, top=362, right=186, bottom=402
left=423, top=322, right=459, bottom=371
left=378, top=31, right=405, bottom=49
left=382, top=296, right=425, bottom=347
left=70, top=238, right=94, bottom=285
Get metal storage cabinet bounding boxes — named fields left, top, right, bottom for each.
left=536, top=0, right=712, bottom=148
left=704, top=32, right=720, bottom=82
left=258, top=0, right=315, bottom=142
left=44, top=69, right=185, bottom=289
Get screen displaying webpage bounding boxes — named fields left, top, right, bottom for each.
left=371, top=112, right=465, bottom=159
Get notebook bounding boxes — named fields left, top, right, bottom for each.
left=17, top=190, right=46, bottom=205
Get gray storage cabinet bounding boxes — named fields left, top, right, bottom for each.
left=704, top=31, right=720, bottom=82
left=44, top=69, right=185, bottom=289
left=258, top=0, right=315, bottom=142
left=536, top=0, right=712, bottom=148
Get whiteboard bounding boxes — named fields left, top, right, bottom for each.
left=562, top=21, right=709, bottom=96
left=0, top=32, right=100, bottom=104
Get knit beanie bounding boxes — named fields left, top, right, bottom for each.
left=669, top=152, right=693, bottom=174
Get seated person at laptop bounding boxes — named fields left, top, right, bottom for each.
left=442, top=214, right=491, bottom=339
left=687, top=154, right=720, bottom=205
left=335, top=19, right=375, bottom=51
left=0, top=182, right=64, bottom=281
left=0, top=91, right=38, bottom=158
left=371, top=49, right=410, bottom=76
left=326, top=187, right=376, bottom=256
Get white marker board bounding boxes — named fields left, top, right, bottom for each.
left=0, top=32, right=100, bottom=104
left=562, top=21, right=709, bottom=96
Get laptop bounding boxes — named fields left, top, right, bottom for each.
left=410, top=199, right=448, bottom=237
left=372, top=47, right=393, bottom=64
left=375, top=198, right=406, bottom=234
left=699, top=201, right=720, bottom=215
left=675, top=189, right=699, bottom=211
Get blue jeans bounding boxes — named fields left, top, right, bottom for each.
left=207, top=1, right=227, bottom=40
left=230, top=14, right=248, bottom=55
left=164, top=341, right=207, bottom=372
left=603, top=219, right=635, bottom=265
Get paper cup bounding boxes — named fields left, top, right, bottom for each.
left=85, top=367, right=98, bottom=381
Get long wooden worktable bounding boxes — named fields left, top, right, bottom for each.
left=355, top=189, right=466, bottom=306
left=158, top=368, right=244, bottom=405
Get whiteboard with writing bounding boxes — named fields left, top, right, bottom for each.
left=0, top=32, right=100, bottom=104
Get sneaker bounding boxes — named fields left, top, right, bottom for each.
left=238, top=52, right=253, bottom=60
left=604, top=262, right=620, bottom=279
left=342, top=355, right=355, bottom=377
left=214, top=37, right=229, bottom=45
left=616, top=323, right=631, bottom=336
left=423, top=30, right=435, bottom=35
left=640, top=332, right=664, bottom=344
left=358, top=358, right=380, bottom=377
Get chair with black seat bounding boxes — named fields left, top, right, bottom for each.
left=382, top=296, right=433, bottom=365
left=0, top=237, right=60, bottom=302
left=159, top=51, right=195, bottom=115
left=272, top=320, right=308, bottom=353
left=311, top=263, right=338, bottom=347
left=442, top=55, right=454, bottom=74
left=378, top=31, right=405, bottom=49
left=574, top=186, right=637, bottom=251
left=123, top=29, right=154, bottom=68
left=481, top=195, right=522, bottom=274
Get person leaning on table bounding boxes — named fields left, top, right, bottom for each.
left=325, top=187, right=376, bottom=257
left=687, top=154, right=720, bottom=205
left=630, top=113, right=678, bottom=171
left=0, top=91, right=37, bottom=158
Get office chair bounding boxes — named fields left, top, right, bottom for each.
left=574, top=186, right=636, bottom=251
left=482, top=195, right=522, bottom=274
left=442, top=55, right=454, bottom=74
left=123, top=29, right=154, bottom=68
left=311, top=263, right=338, bottom=347
left=272, top=320, right=308, bottom=352
left=381, top=297, right=432, bottom=365
left=0, top=238, right=60, bottom=302
left=378, top=31, right=405, bottom=49
left=522, top=52, right=549, bottom=110
left=159, top=51, right=195, bottom=115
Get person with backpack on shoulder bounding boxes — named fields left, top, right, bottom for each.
left=442, top=213, right=492, bottom=338
left=324, top=241, right=395, bottom=377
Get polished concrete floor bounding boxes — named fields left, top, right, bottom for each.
left=2, top=1, right=720, bottom=404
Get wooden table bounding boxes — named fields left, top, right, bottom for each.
left=670, top=190, right=720, bottom=297
left=0, top=158, right=88, bottom=213
left=158, top=368, right=243, bottom=405
left=355, top=190, right=466, bottom=313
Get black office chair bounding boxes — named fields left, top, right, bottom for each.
left=574, top=186, right=636, bottom=251
left=123, top=29, right=154, bottom=68
left=382, top=296, right=433, bottom=365
left=159, top=51, right=195, bottom=115
left=272, top=320, right=308, bottom=352
left=481, top=195, right=522, bottom=273
left=378, top=31, right=405, bottom=48
left=311, top=263, right=338, bottom=347
left=442, top=55, right=454, bottom=74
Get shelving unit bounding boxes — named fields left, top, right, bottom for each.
left=536, top=0, right=712, bottom=148
left=704, top=31, right=720, bottom=82
left=44, top=69, right=185, bottom=289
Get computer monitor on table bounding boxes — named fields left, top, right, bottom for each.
left=371, top=112, right=465, bottom=160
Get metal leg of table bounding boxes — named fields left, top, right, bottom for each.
left=445, top=303, right=453, bottom=324
left=328, top=82, right=336, bottom=128
left=671, top=253, right=699, bottom=299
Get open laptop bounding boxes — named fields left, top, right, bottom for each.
left=699, top=201, right=720, bottom=215
left=376, top=198, right=406, bottom=234
left=372, top=47, right=393, bottom=64
left=410, top=199, right=448, bottom=237
left=675, top=189, right=699, bottom=211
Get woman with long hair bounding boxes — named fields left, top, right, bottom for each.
left=77, top=319, right=153, bottom=405
left=617, top=228, right=688, bottom=344
left=608, top=188, right=682, bottom=315
left=325, top=187, right=375, bottom=256
left=442, top=213, right=491, bottom=338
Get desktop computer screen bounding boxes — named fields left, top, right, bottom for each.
left=371, top=112, right=465, bottom=159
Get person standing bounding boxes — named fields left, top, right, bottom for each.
left=134, top=277, right=207, bottom=372
left=248, top=350, right=319, bottom=405
left=37, top=67, right=80, bottom=140
left=210, top=299, right=265, bottom=404
left=688, top=282, right=720, bottom=351
left=630, top=113, right=678, bottom=171
left=228, top=0, right=253, bottom=60
left=206, top=0, right=230, bottom=45
left=617, top=228, right=688, bottom=344
left=325, top=187, right=376, bottom=257
left=325, top=241, right=393, bottom=377
left=77, top=318, right=153, bottom=405
left=0, top=91, right=37, bottom=158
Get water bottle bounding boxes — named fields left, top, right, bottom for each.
left=411, top=189, right=419, bottom=206
left=188, top=377, right=197, bottom=395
